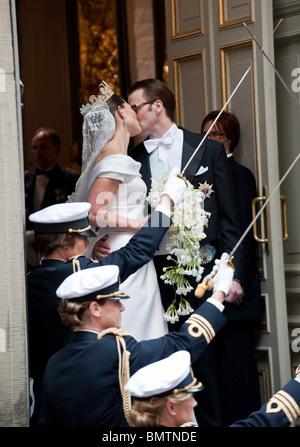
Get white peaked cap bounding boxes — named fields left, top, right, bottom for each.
left=125, top=351, right=203, bottom=399
left=29, top=202, right=97, bottom=237
left=56, top=265, right=129, bottom=303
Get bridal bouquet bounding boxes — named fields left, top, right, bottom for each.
left=147, top=175, right=213, bottom=323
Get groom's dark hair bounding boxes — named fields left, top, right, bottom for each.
left=127, top=79, right=176, bottom=122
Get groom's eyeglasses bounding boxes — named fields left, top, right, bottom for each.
left=131, top=102, right=154, bottom=114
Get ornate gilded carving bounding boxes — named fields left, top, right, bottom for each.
left=77, top=0, right=121, bottom=104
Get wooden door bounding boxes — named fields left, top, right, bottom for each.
left=164, top=0, right=291, bottom=402
left=274, top=1, right=300, bottom=424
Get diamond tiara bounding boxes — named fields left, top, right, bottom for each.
left=89, top=80, right=114, bottom=104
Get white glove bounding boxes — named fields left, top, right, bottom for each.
left=213, top=253, right=234, bottom=296
left=162, top=167, right=187, bottom=205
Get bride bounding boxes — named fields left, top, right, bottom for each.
left=68, top=81, right=168, bottom=340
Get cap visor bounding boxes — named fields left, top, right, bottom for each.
left=187, top=381, right=204, bottom=394
left=109, top=294, right=130, bottom=300
left=80, top=228, right=98, bottom=237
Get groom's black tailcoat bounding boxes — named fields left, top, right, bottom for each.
left=130, top=128, right=244, bottom=427
left=130, top=127, right=244, bottom=295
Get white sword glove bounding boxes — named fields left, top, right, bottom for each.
left=213, top=253, right=234, bottom=296
left=161, top=167, right=187, bottom=205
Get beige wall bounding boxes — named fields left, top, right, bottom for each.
left=126, top=0, right=156, bottom=83
left=0, top=0, right=29, bottom=426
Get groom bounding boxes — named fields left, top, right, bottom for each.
left=128, top=79, right=244, bottom=313
left=127, top=78, right=244, bottom=427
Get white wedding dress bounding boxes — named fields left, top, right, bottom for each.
left=86, top=154, right=168, bottom=340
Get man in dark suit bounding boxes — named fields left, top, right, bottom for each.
left=127, top=79, right=244, bottom=311
left=126, top=79, right=244, bottom=426
left=25, top=127, right=79, bottom=268
left=201, top=110, right=262, bottom=425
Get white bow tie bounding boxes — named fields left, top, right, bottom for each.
left=144, top=133, right=174, bottom=152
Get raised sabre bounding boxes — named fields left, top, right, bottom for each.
left=180, top=19, right=283, bottom=177
left=243, top=22, right=300, bottom=106
left=229, top=23, right=300, bottom=257
left=194, top=19, right=300, bottom=297
left=195, top=150, right=300, bottom=298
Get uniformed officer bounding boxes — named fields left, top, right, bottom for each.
left=125, top=350, right=203, bottom=427
left=126, top=351, right=300, bottom=428
left=38, top=253, right=234, bottom=426
left=27, top=167, right=186, bottom=424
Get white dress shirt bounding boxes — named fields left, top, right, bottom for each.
left=144, top=124, right=183, bottom=176
left=144, top=124, right=183, bottom=255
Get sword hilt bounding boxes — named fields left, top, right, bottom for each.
left=177, top=173, right=188, bottom=185
left=194, top=256, right=234, bottom=298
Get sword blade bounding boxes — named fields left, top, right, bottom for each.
left=230, top=151, right=300, bottom=257
left=181, top=20, right=283, bottom=176
left=230, top=20, right=300, bottom=257
left=243, top=22, right=300, bottom=107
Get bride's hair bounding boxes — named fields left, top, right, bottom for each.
left=107, top=93, right=125, bottom=116
left=67, top=83, right=123, bottom=203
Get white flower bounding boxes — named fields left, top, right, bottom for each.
left=176, top=283, right=193, bottom=296
left=177, top=298, right=194, bottom=316
left=147, top=174, right=212, bottom=322
left=163, top=308, right=179, bottom=323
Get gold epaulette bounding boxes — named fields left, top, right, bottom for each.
left=185, top=314, right=215, bottom=343
left=266, top=389, right=300, bottom=423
